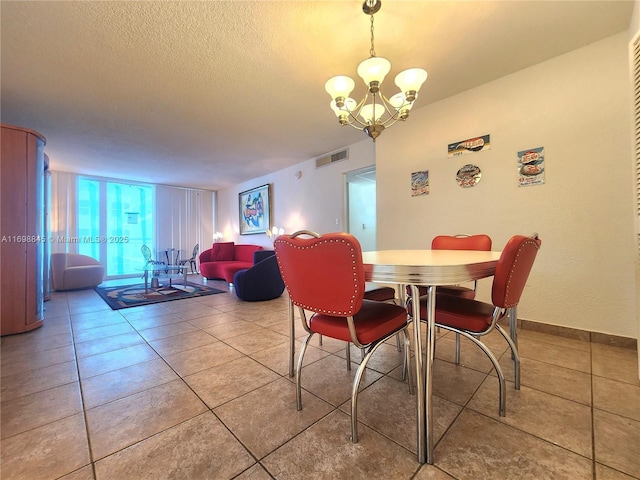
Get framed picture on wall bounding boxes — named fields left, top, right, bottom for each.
left=239, top=184, right=271, bottom=235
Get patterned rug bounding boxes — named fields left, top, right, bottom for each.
left=94, top=281, right=226, bottom=310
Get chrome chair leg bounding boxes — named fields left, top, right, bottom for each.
left=296, top=333, right=314, bottom=410
left=346, top=342, right=352, bottom=371
left=454, top=333, right=461, bottom=364
left=496, top=323, right=521, bottom=389
left=439, top=325, right=506, bottom=417
left=508, top=306, right=518, bottom=360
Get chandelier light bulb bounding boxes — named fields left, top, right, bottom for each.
left=394, top=68, right=428, bottom=100
left=360, top=103, right=384, bottom=124
left=325, top=76, right=356, bottom=104
left=357, top=56, right=391, bottom=90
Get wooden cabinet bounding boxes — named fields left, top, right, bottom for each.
left=1, top=124, right=46, bottom=335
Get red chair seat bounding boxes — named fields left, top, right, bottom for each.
left=433, top=293, right=494, bottom=333
left=309, top=300, right=408, bottom=344
left=436, top=285, right=475, bottom=299
left=363, top=285, right=396, bottom=302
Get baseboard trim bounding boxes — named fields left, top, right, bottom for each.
left=518, top=319, right=638, bottom=351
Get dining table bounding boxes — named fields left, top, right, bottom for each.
left=361, top=249, right=501, bottom=464
left=286, top=248, right=502, bottom=464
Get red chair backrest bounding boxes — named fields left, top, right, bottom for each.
left=431, top=234, right=492, bottom=251
left=274, top=232, right=365, bottom=317
left=491, top=235, right=541, bottom=309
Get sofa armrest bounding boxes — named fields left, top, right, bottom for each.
left=199, top=248, right=213, bottom=263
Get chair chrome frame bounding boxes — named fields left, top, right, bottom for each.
left=428, top=234, right=540, bottom=417
left=276, top=230, right=413, bottom=443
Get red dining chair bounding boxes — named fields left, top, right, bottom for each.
left=274, top=231, right=413, bottom=443
left=413, top=234, right=541, bottom=416
left=431, top=234, right=492, bottom=298
left=406, top=234, right=492, bottom=363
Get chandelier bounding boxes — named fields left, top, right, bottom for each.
left=324, top=0, right=428, bottom=141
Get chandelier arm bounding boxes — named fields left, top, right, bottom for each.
left=338, top=92, right=370, bottom=127
left=368, top=90, right=408, bottom=126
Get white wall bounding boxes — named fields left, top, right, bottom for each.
left=215, top=139, right=375, bottom=250
left=217, top=32, right=637, bottom=340
left=376, top=32, right=635, bottom=338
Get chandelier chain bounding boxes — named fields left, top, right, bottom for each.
left=369, top=13, right=376, bottom=57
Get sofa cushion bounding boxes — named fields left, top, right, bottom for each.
left=210, top=242, right=235, bottom=261
left=233, top=244, right=263, bottom=263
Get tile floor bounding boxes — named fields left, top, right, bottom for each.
left=1, top=275, right=639, bottom=480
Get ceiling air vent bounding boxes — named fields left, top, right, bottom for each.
left=316, top=148, right=349, bottom=168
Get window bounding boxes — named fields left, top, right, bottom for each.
left=77, top=177, right=154, bottom=277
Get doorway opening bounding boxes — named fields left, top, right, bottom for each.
left=345, top=166, right=377, bottom=252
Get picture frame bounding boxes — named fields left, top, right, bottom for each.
left=239, top=184, right=271, bottom=235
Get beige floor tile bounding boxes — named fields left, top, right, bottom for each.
left=59, top=465, right=95, bottom=480
left=215, top=377, right=334, bottom=458
left=250, top=341, right=329, bottom=376
left=594, top=409, right=640, bottom=478
left=234, top=463, right=273, bottom=480
left=187, top=311, right=242, bottom=329
left=517, top=328, right=592, bottom=352
left=1, top=360, right=78, bottom=402
left=185, top=356, right=280, bottom=408
left=259, top=319, right=296, bottom=338
left=593, top=376, right=640, bottom=421
left=148, top=329, right=218, bottom=357
left=68, top=304, right=113, bottom=316
left=81, top=358, right=180, bottom=408
left=125, top=312, right=186, bottom=331
left=94, top=413, right=254, bottom=480
left=1, top=382, right=83, bottom=439
left=435, top=409, right=593, bottom=479
left=595, top=463, right=639, bottom=479
left=341, top=375, right=461, bottom=453
left=335, top=341, right=407, bottom=375
left=1, top=331, right=73, bottom=358
left=518, top=336, right=591, bottom=373
left=431, top=358, right=488, bottom=406
left=0, top=344, right=76, bottom=377
left=163, top=340, right=244, bottom=377
left=74, top=331, right=146, bottom=358
left=592, top=344, right=640, bottom=386
left=70, top=311, right=127, bottom=332
left=296, top=354, right=383, bottom=407
left=414, top=465, right=457, bottom=480
left=0, top=413, right=90, bottom=480
left=72, top=322, right=137, bottom=343
left=119, top=304, right=175, bottom=321
left=468, top=376, right=593, bottom=458
left=262, top=410, right=419, bottom=479
left=77, top=343, right=159, bottom=379
left=137, top=320, right=200, bottom=342
left=497, top=354, right=592, bottom=405
left=173, top=303, right=220, bottom=320
left=434, top=334, right=494, bottom=374
left=86, top=379, right=207, bottom=460
left=223, top=328, right=289, bottom=355
left=202, top=319, right=264, bottom=340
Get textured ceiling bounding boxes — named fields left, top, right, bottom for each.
left=1, top=0, right=634, bottom=190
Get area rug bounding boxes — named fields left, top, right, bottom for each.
left=94, top=281, right=226, bottom=310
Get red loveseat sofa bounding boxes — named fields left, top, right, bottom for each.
left=199, top=242, right=263, bottom=283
